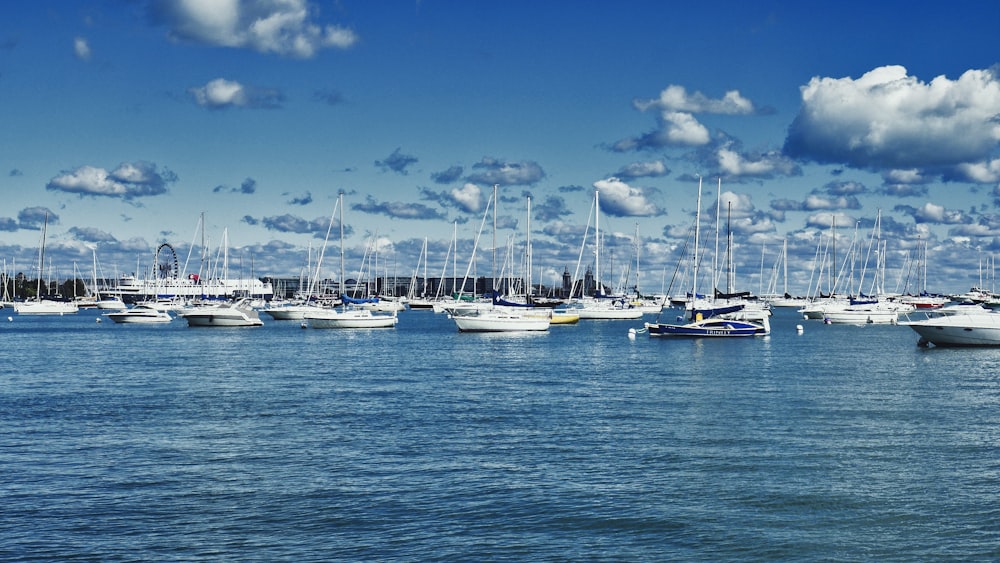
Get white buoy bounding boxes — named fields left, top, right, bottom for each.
left=796, top=324, right=803, bottom=333
left=7, top=316, right=12, bottom=322
left=627, top=327, right=636, bottom=340
left=300, top=321, right=308, bottom=329
left=96, top=318, right=102, bottom=323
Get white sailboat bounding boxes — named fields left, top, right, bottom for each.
left=573, top=189, right=643, bottom=320
left=305, top=193, right=398, bottom=329
left=444, top=185, right=550, bottom=332
left=14, top=213, right=79, bottom=315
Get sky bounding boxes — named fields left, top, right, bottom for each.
left=3, top=1, right=1000, bottom=296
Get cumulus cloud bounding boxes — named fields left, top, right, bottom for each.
left=352, top=195, right=446, bottom=220
left=69, top=226, right=117, bottom=242
left=214, top=177, right=257, bottom=194
left=635, top=85, right=756, bottom=115
left=18, top=207, right=58, bottom=230
left=73, top=37, right=91, bottom=61
left=614, top=159, right=670, bottom=180
left=784, top=65, right=1000, bottom=175
left=287, top=191, right=312, bottom=205
left=895, top=202, right=971, bottom=224
left=256, top=213, right=351, bottom=238
left=151, top=0, right=358, bottom=58
left=877, top=183, right=929, bottom=198
left=532, top=195, right=573, bottom=222
left=959, top=158, right=1000, bottom=183
left=613, top=85, right=756, bottom=151
left=431, top=165, right=464, bottom=184
left=46, top=161, right=176, bottom=199
left=805, top=212, right=856, bottom=229
left=823, top=180, right=868, bottom=196
left=450, top=183, right=484, bottom=213
left=374, top=148, right=418, bottom=175
left=717, top=145, right=800, bottom=178
left=189, top=78, right=283, bottom=109
left=593, top=178, right=661, bottom=217
left=466, top=157, right=545, bottom=186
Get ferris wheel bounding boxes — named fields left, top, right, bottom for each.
left=154, top=243, right=179, bottom=279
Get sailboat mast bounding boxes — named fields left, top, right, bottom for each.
left=492, top=184, right=498, bottom=292
left=714, top=177, right=721, bottom=294
left=339, top=192, right=345, bottom=299
left=452, top=221, right=457, bottom=295
left=37, top=213, right=48, bottom=298
left=692, top=177, right=702, bottom=301
left=783, top=238, right=789, bottom=296
left=595, top=189, right=600, bottom=296
left=526, top=195, right=532, bottom=298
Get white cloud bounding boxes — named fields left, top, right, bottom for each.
left=661, top=111, right=710, bottom=145
left=46, top=161, right=175, bottom=199
left=914, top=202, right=968, bottom=224
left=615, top=84, right=756, bottom=150
left=154, top=0, right=358, bottom=58
left=451, top=183, right=483, bottom=213
left=885, top=168, right=924, bottom=184
left=717, top=147, right=797, bottom=177
left=635, top=85, right=755, bottom=115
left=593, top=177, right=660, bottom=217
left=188, top=78, right=282, bottom=109
left=785, top=65, right=1000, bottom=173
left=190, top=78, right=246, bottom=107
left=73, top=37, right=91, bottom=61
left=805, top=212, right=856, bottom=229
left=615, top=159, right=669, bottom=179
left=958, top=158, right=1000, bottom=183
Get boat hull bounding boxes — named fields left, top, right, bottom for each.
left=645, top=317, right=768, bottom=337
left=181, top=302, right=263, bottom=327
left=822, top=309, right=898, bottom=324
left=14, top=300, right=79, bottom=315
left=183, top=314, right=263, bottom=327
left=105, top=308, right=172, bottom=323
left=901, top=313, right=1000, bottom=346
left=305, top=309, right=397, bottom=329
left=575, top=307, right=644, bottom=320
left=451, top=309, right=550, bottom=332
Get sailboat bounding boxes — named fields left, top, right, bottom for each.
left=644, top=177, right=769, bottom=337
left=90, top=248, right=126, bottom=310
left=572, top=189, right=643, bottom=320
left=14, top=213, right=79, bottom=315
left=305, top=193, right=398, bottom=329
left=448, top=185, right=551, bottom=332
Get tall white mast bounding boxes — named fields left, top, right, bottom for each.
left=692, top=177, right=703, bottom=302
left=594, top=189, right=600, bottom=296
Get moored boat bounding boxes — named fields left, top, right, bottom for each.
left=179, top=299, right=263, bottom=327
left=305, top=306, right=398, bottom=329
left=451, top=307, right=550, bottom=332
left=900, top=309, right=1000, bottom=347
left=104, top=304, right=172, bottom=324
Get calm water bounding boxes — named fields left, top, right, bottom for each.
left=1, top=307, right=998, bottom=561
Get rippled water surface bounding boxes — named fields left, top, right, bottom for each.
left=2, top=308, right=998, bottom=560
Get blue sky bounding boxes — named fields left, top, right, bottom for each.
left=3, top=1, right=1000, bottom=296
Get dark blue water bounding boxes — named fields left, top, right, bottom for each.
left=2, top=308, right=998, bottom=561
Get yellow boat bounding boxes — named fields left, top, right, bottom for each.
left=550, top=310, right=580, bottom=325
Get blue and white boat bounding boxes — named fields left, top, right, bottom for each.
left=645, top=306, right=770, bottom=337
left=641, top=177, right=769, bottom=338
